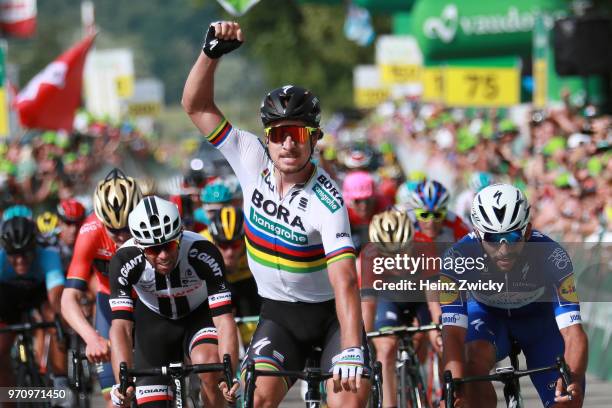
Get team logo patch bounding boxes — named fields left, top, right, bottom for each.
left=558, top=275, right=579, bottom=303
left=312, top=183, right=340, bottom=213
left=439, top=275, right=460, bottom=305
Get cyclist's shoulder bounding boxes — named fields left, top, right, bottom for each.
left=75, top=214, right=106, bottom=243
left=36, top=244, right=61, bottom=260
left=527, top=230, right=573, bottom=273
left=308, top=166, right=346, bottom=214
left=445, top=232, right=481, bottom=257
left=183, top=231, right=220, bottom=256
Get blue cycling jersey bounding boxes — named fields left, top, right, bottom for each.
left=440, top=230, right=581, bottom=331
left=0, top=246, right=65, bottom=291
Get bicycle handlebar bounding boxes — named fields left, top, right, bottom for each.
left=244, top=359, right=375, bottom=382
left=119, top=354, right=234, bottom=395
left=367, top=323, right=442, bottom=338
left=443, top=355, right=573, bottom=405
left=0, top=314, right=64, bottom=343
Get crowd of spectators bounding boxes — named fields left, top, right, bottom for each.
left=0, top=111, right=160, bottom=214
left=324, top=96, right=611, bottom=243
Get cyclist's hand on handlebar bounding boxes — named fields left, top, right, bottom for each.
left=219, top=379, right=240, bottom=403
left=332, top=347, right=364, bottom=393
left=203, top=21, right=244, bottom=59
left=85, top=334, right=111, bottom=363
left=111, top=384, right=134, bottom=407
left=554, top=378, right=583, bottom=407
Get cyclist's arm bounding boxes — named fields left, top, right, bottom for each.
left=212, top=313, right=238, bottom=373
left=47, top=286, right=63, bottom=315
left=442, top=325, right=466, bottom=378
left=361, top=298, right=377, bottom=333
left=108, top=249, right=139, bottom=377
left=42, top=247, right=66, bottom=314
left=439, top=246, right=469, bottom=377
left=109, top=319, right=134, bottom=381
left=328, top=257, right=363, bottom=348
left=182, top=50, right=224, bottom=137
left=61, top=288, right=99, bottom=342
left=61, top=233, right=97, bottom=342
left=549, top=244, right=588, bottom=383
left=192, top=240, right=239, bottom=367
left=560, top=324, right=588, bottom=382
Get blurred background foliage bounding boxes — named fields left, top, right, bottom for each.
left=7, top=0, right=390, bottom=131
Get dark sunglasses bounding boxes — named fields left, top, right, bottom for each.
left=264, top=126, right=319, bottom=144
left=218, top=240, right=243, bottom=250
left=107, top=226, right=130, bottom=235
left=6, top=248, right=35, bottom=257
left=480, top=229, right=524, bottom=244
left=143, top=239, right=180, bottom=257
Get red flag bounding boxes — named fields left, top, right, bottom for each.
left=0, top=0, right=37, bottom=38
left=16, top=34, right=95, bottom=131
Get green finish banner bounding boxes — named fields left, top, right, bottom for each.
left=354, top=0, right=415, bottom=14
left=410, top=0, right=568, bottom=60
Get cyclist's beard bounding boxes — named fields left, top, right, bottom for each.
left=491, top=247, right=521, bottom=271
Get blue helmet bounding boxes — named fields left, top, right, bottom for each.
left=200, top=183, right=233, bottom=204
left=3, top=205, right=33, bottom=221
left=409, top=180, right=450, bottom=211
left=469, top=172, right=493, bottom=193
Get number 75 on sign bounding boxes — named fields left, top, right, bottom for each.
left=444, top=67, right=520, bottom=107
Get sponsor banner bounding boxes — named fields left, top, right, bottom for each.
left=411, top=0, right=569, bottom=60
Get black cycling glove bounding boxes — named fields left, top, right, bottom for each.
left=203, top=24, right=243, bottom=59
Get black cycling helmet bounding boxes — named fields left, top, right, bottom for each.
left=208, top=206, right=245, bottom=243
left=260, top=85, right=321, bottom=128
left=1, top=216, right=37, bottom=254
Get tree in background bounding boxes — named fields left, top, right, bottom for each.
left=233, top=0, right=389, bottom=111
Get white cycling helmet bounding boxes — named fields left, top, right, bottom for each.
left=129, top=196, right=182, bottom=246
left=471, top=184, right=530, bottom=234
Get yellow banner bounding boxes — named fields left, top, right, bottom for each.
left=354, top=88, right=390, bottom=109
left=380, top=64, right=421, bottom=85
left=422, top=68, right=444, bottom=102
left=444, top=67, right=520, bottom=107
left=128, top=102, right=161, bottom=117
left=0, top=88, right=8, bottom=137
left=116, top=75, right=134, bottom=98
left=533, top=59, right=547, bottom=108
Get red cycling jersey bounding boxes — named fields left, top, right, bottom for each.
left=441, top=211, right=470, bottom=242
left=65, top=213, right=117, bottom=295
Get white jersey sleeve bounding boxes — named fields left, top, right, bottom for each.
left=204, top=119, right=268, bottom=186
left=310, top=172, right=356, bottom=266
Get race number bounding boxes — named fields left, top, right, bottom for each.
left=444, top=67, right=519, bottom=107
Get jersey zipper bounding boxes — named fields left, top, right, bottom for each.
left=166, top=275, right=177, bottom=317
